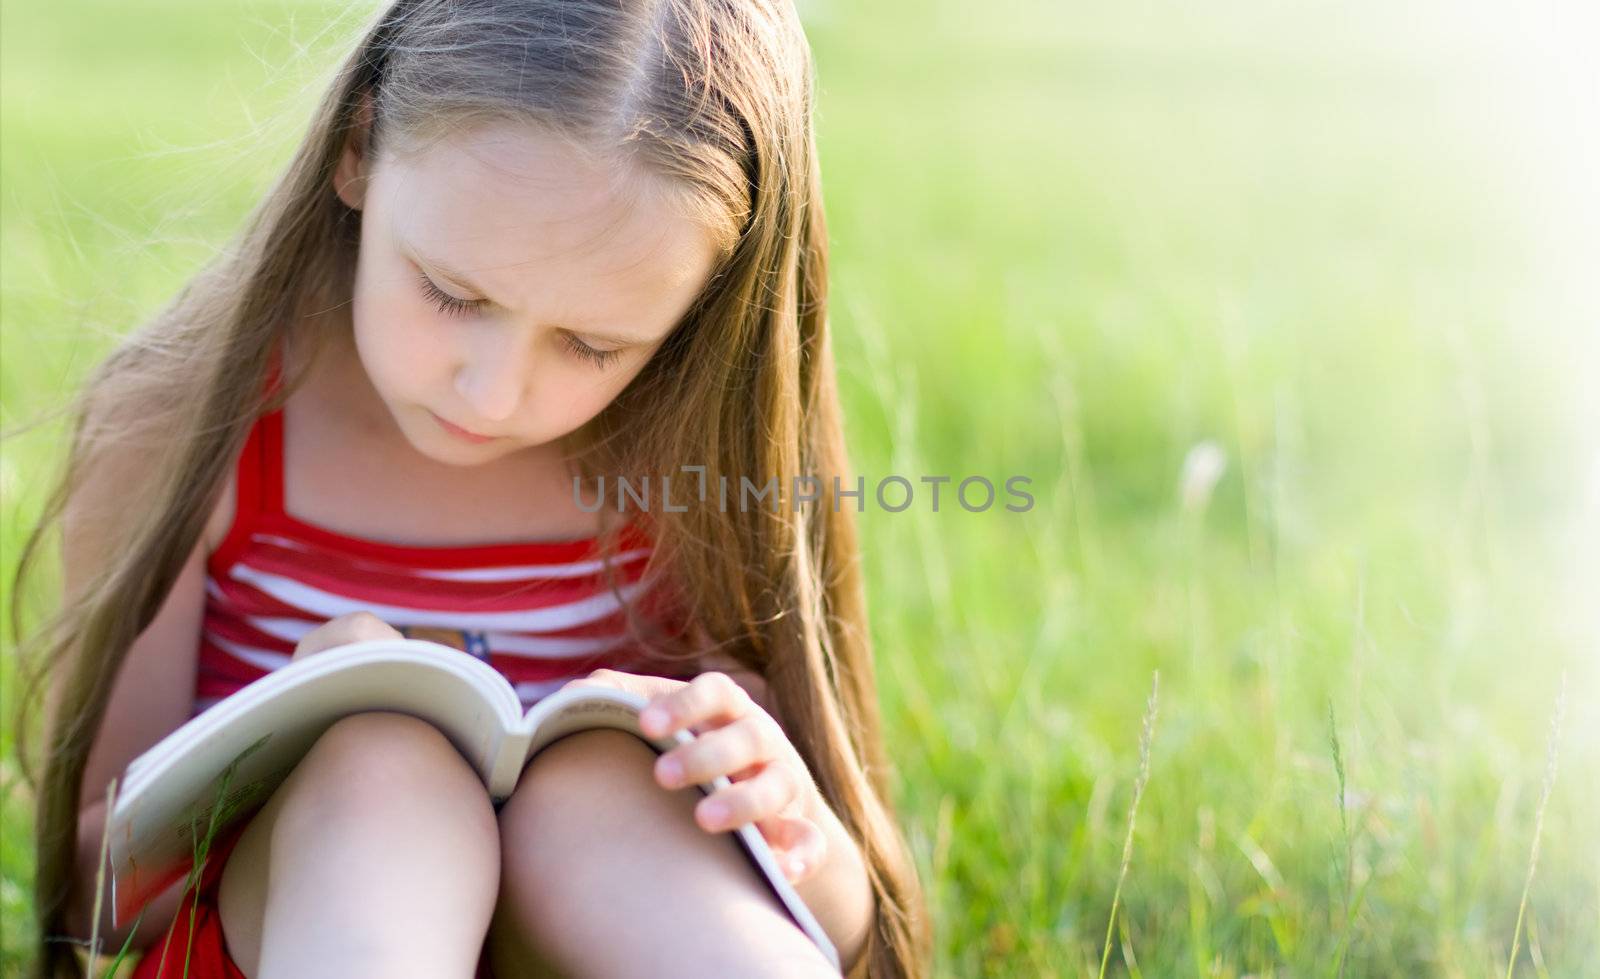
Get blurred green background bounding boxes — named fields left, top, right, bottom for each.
left=3, top=0, right=1596, bottom=975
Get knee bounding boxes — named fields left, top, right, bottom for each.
left=506, top=728, right=657, bottom=815
left=493, top=729, right=669, bottom=933
left=497, top=727, right=664, bottom=862
left=274, top=710, right=495, bottom=840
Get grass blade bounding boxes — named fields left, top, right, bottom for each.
left=1098, top=670, right=1160, bottom=979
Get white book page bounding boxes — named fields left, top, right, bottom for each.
left=109, top=639, right=518, bottom=926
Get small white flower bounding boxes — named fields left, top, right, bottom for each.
left=1180, top=440, right=1228, bottom=513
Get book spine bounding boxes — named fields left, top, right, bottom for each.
left=487, top=729, right=534, bottom=802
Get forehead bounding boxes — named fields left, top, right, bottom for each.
left=375, top=120, right=715, bottom=314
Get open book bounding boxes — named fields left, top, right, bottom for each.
left=108, top=637, right=840, bottom=971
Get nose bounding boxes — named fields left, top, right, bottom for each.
left=453, top=329, right=531, bottom=423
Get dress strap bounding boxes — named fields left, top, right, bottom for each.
left=258, top=407, right=286, bottom=517
left=209, top=389, right=275, bottom=575
left=214, top=342, right=287, bottom=568
left=258, top=340, right=287, bottom=517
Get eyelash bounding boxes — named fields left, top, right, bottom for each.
left=416, top=269, right=484, bottom=318
left=561, top=332, right=623, bottom=368
left=415, top=269, right=623, bottom=369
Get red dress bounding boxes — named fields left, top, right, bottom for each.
left=129, top=359, right=692, bottom=978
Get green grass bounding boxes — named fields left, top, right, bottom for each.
left=3, top=0, right=1597, bottom=975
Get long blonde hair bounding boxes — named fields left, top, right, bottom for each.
left=7, top=1, right=931, bottom=976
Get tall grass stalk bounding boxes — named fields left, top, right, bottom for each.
left=85, top=775, right=115, bottom=978
left=1503, top=671, right=1568, bottom=979
left=1097, top=670, right=1160, bottom=979
left=1328, top=700, right=1353, bottom=979
left=86, top=735, right=269, bottom=979
left=41, top=776, right=146, bottom=977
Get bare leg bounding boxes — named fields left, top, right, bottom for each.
left=216, top=711, right=500, bottom=979
left=486, top=728, right=837, bottom=978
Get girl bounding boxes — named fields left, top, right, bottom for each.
left=7, top=1, right=931, bottom=977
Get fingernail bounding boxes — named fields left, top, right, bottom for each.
left=701, top=800, right=727, bottom=826
left=789, top=856, right=806, bottom=877
left=641, top=706, right=670, bottom=733
left=657, top=756, right=682, bottom=785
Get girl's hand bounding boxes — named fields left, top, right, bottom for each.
left=563, top=667, right=827, bottom=886
left=293, top=611, right=404, bottom=661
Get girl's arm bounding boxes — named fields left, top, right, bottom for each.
left=54, top=392, right=221, bottom=948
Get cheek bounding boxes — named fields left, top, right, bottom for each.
left=351, top=275, right=445, bottom=394
left=525, top=362, right=642, bottom=438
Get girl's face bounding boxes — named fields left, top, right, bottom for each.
left=334, top=118, right=719, bottom=464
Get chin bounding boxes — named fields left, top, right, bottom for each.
left=420, top=438, right=515, bottom=468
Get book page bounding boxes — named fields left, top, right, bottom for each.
left=109, top=639, right=519, bottom=927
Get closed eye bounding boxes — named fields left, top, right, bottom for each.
left=416, top=267, right=623, bottom=369
left=561, top=332, right=623, bottom=369
left=416, top=269, right=486, bottom=318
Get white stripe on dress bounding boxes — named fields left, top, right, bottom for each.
left=488, top=631, right=635, bottom=657
left=207, top=634, right=294, bottom=672
left=206, top=585, right=646, bottom=663
left=209, top=611, right=635, bottom=660
left=218, top=614, right=320, bottom=644
left=249, top=534, right=652, bottom=581
left=223, top=562, right=656, bottom=631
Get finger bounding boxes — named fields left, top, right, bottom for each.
left=561, top=673, right=614, bottom=692
left=573, top=667, right=636, bottom=692
left=294, top=628, right=347, bottom=659
left=655, top=716, right=778, bottom=790
left=297, top=612, right=398, bottom=657
left=640, top=671, right=752, bottom=739
left=757, top=815, right=828, bottom=883
left=336, top=611, right=398, bottom=640
left=568, top=668, right=679, bottom=702
left=691, top=761, right=801, bottom=832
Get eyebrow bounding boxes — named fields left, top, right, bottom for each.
left=403, top=238, right=660, bottom=347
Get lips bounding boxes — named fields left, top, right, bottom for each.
left=430, top=410, right=499, bottom=442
